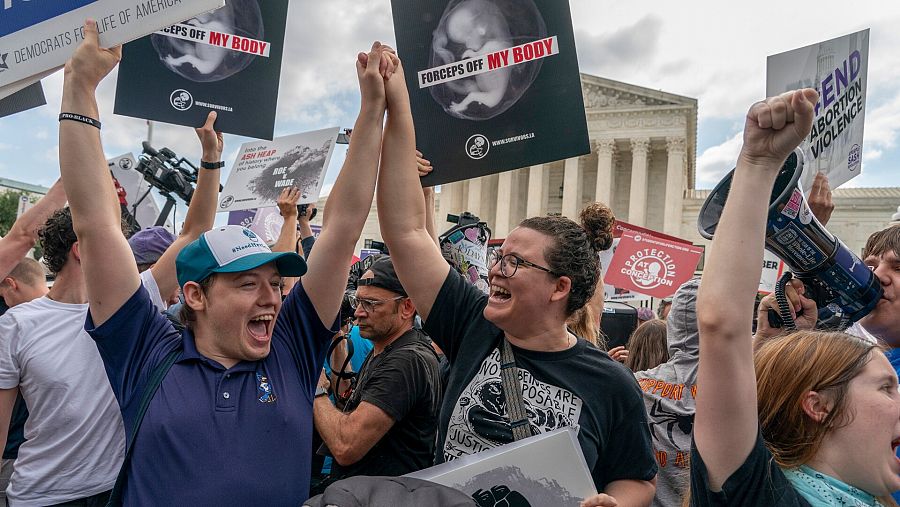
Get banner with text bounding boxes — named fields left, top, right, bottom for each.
left=114, top=0, right=288, bottom=140
left=767, top=29, right=869, bottom=191
left=218, top=127, right=339, bottom=213
left=0, top=0, right=223, bottom=99
left=391, top=0, right=589, bottom=185
left=604, top=230, right=704, bottom=300
left=600, top=221, right=692, bottom=301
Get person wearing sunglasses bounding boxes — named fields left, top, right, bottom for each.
left=313, top=255, right=441, bottom=487
left=373, top=53, right=657, bottom=506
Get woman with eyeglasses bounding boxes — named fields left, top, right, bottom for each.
left=373, top=51, right=658, bottom=507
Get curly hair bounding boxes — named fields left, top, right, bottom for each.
left=518, top=202, right=615, bottom=315
left=37, top=208, right=78, bottom=275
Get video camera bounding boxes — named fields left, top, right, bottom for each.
left=136, top=141, right=199, bottom=204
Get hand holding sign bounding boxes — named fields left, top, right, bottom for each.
left=64, top=20, right=121, bottom=92
left=741, top=89, right=818, bottom=170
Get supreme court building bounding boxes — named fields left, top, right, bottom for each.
left=322, top=73, right=900, bottom=258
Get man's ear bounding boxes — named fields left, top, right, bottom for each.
left=71, top=241, right=81, bottom=263
left=0, top=277, right=15, bottom=291
left=399, top=297, right=417, bottom=320
left=182, top=282, right=207, bottom=311
left=800, top=390, right=834, bottom=423
left=549, top=275, right=572, bottom=303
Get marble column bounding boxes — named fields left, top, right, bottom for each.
left=594, top=138, right=616, bottom=207
left=495, top=170, right=521, bottom=237
left=664, top=137, right=687, bottom=236
left=467, top=176, right=484, bottom=217
left=438, top=181, right=456, bottom=230
left=628, top=138, right=651, bottom=226
left=561, top=157, right=583, bottom=219
left=526, top=164, right=549, bottom=218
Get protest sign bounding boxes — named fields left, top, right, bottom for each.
left=0, top=0, right=224, bottom=99
left=114, top=0, right=289, bottom=140
left=604, top=230, right=704, bottom=300
left=600, top=221, right=691, bottom=302
left=391, top=0, right=590, bottom=185
left=759, top=250, right=786, bottom=294
left=107, top=153, right=170, bottom=229
left=767, top=29, right=869, bottom=191
left=218, top=128, right=339, bottom=213
left=407, top=427, right=596, bottom=505
left=0, top=81, right=44, bottom=118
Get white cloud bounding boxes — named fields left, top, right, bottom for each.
left=696, top=132, right=743, bottom=188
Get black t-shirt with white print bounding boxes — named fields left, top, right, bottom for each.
left=423, top=270, right=657, bottom=491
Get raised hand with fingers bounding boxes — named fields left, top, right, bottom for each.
left=741, top=89, right=818, bottom=170
left=277, top=187, right=301, bottom=218
left=416, top=150, right=433, bottom=178
left=356, top=42, right=390, bottom=112
left=807, top=171, right=834, bottom=225
left=64, top=19, right=122, bottom=91
left=195, top=111, right=224, bottom=163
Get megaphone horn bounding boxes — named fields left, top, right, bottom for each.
left=697, top=149, right=881, bottom=326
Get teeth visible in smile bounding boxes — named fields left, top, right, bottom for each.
left=251, top=315, right=274, bottom=322
left=491, top=286, right=510, bottom=296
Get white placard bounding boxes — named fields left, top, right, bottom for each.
left=767, top=29, right=869, bottom=191
left=107, top=153, right=170, bottom=229
left=0, top=0, right=225, bottom=99
left=218, top=127, right=339, bottom=213
left=406, top=427, right=597, bottom=505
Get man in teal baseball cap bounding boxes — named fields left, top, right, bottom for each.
left=57, top=21, right=398, bottom=505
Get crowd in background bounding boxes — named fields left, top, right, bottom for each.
left=0, top=20, right=899, bottom=507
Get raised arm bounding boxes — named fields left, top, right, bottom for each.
left=149, top=112, right=223, bottom=301
left=0, top=179, right=67, bottom=279
left=377, top=55, right=450, bottom=322
left=58, top=20, right=134, bottom=326
left=301, top=43, right=393, bottom=326
left=694, top=89, right=817, bottom=490
left=273, top=187, right=300, bottom=254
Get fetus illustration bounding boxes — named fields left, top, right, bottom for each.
left=151, top=0, right=265, bottom=83
left=437, top=0, right=512, bottom=113
left=429, top=0, right=547, bottom=121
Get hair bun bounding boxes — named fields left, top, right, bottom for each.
left=580, top=202, right=615, bottom=252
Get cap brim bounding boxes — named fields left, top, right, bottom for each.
left=212, top=252, right=308, bottom=278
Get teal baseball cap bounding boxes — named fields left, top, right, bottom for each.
left=176, top=225, right=307, bottom=287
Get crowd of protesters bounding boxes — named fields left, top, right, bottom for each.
left=0, top=19, right=899, bottom=507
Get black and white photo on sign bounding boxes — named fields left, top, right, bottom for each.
left=218, top=128, right=340, bottom=213
left=391, top=0, right=590, bottom=186
left=114, top=0, right=289, bottom=139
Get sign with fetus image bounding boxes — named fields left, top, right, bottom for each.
left=114, top=0, right=289, bottom=140
left=391, top=0, right=590, bottom=186
left=218, top=127, right=340, bottom=213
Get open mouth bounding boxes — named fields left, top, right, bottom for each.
left=489, top=285, right=511, bottom=304
left=248, top=314, right=274, bottom=342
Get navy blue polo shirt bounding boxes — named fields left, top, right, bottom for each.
left=87, top=283, right=336, bottom=506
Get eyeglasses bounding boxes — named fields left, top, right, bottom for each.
left=488, top=250, right=556, bottom=278
left=347, top=294, right=406, bottom=313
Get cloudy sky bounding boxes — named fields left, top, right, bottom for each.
left=2, top=0, right=899, bottom=205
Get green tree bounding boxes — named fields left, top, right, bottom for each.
left=0, top=191, right=42, bottom=258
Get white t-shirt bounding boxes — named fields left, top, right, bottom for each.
left=140, top=268, right=167, bottom=311
left=0, top=297, right=124, bottom=505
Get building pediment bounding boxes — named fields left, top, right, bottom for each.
left=581, top=74, right=696, bottom=111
